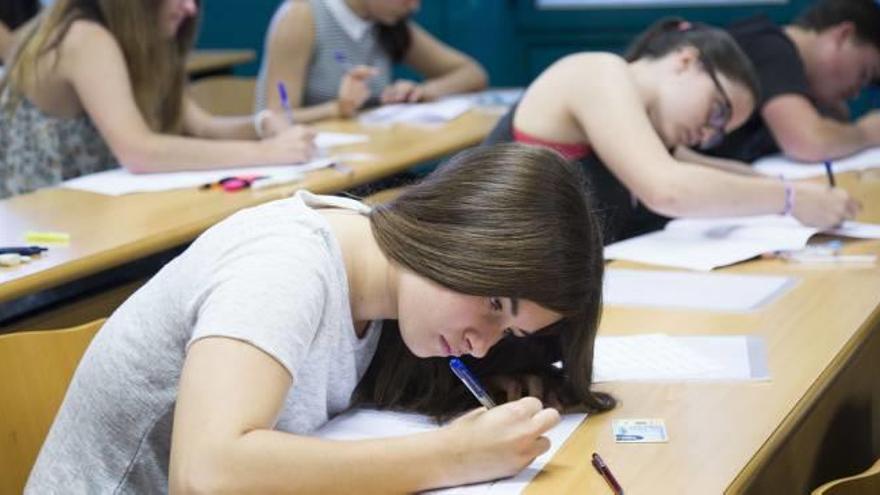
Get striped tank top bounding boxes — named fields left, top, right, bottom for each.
left=255, top=0, right=392, bottom=112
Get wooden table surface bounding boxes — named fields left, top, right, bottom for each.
left=0, top=110, right=500, bottom=304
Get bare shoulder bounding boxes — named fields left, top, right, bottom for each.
left=550, top=52, right=629, bottom=81
left=60, top=19, right=119, bottom=53
left=273, top=0, right=314, bottom=32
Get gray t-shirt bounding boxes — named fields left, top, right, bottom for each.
left=26, top=191, right=383, bottom=494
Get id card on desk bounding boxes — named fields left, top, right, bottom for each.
left=612, top=418, right=668, bottom=443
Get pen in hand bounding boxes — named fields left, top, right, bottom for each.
left=824, top=160, right=836, bottom=188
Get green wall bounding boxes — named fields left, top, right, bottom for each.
left=196, top=0, right=876, bottom=113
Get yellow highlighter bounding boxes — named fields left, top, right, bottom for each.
left=24, top=231, right=71, bottom=244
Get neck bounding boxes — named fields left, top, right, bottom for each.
left=343, top=0, right=370, bottom=19
left=784, top=25, right=820, bottom=90
left=628, top=58, right=661, bottom=119
left=331, top=213, right=399, bottom=328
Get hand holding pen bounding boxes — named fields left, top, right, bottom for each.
left=334, top=51, right=378, bottom=117
left=442, top=358, right=561, bottom=484
left=443, top=395, right=561, bottom=486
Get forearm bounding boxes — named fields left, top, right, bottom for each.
left=421, top=63, right=488, bottom=100
left=116, top=133, right=276, bottom=173
left=641, top=163, right=787, bottom=218
left=172, top=429, right=457, bottom=494
left=292, top=100, right=341, bottom=123
left=674, top=146, right=761, bottom=176
left=192, top=116, right=259, bottom=140
left=783, top=117, right=873, bottom=162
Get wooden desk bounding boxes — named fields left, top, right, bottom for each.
left=0, top=110, right=499, bottom=308
left=185, top=49, right=256, bottom=77
left=527, top=171, right=880, bottom=494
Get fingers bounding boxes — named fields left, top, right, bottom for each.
left=527, top=435, right=552, bottom=459
left=528, top=407, right=561, bottom=437
left=346, top=65, right=378, bottom=80
left=381, top=80, right=422, bottom=104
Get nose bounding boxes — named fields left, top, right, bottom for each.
left=464, top=326, right=504, bottom=359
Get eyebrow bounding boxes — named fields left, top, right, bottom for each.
left=509, top=298, right=519, bottom=316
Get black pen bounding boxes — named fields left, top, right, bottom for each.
left=0, top=246, right=47, bottom=256
left=824, top=160, right=836, bottom=187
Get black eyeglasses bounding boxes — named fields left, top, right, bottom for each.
left=699, top=55, right=733, bottom=150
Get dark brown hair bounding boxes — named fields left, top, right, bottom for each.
left=626, top=17, right=761, bottom=105
left=352, top=143, right=615, bottom=419
left=794, top=0, right=880, bottom=52
left=377, top=20, right=411, bottom=63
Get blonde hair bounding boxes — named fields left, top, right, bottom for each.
left=1, top=0, right=199, bottom=133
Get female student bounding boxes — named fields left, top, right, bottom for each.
left=255, top=0, right=489, bottom=122
left=485, top=18, right=861, bottom=242
left=0, top=0, right=314, bottom=199
left=26, top=144, right=613, bottom=493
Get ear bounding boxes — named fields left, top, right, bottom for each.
left=827, top=21, right=857, bottom=48
left=672, top=45, right=700, bottom=74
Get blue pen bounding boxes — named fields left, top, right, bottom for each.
left=277, top=81, right=295, bottom=124
left=449, top=358, right=495, bottom=409
left=824, top=160, right=836, bottom=188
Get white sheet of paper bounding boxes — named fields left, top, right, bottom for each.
left=604, top=215, right=880, bottom=271
left=603, top=269, right=795, bottom=312
left=594, top=334, right=768, bottom=382
left=358, top=98, right=474, bottom=125
left=754, top=147, right=880, bottom=180
left=61, top=158, right=334, bottom=196
left=316, top=409, right=586, bottom=494
left=314, top=132, right=370, bottom=148
left=60, top=132, right=367, bottom=196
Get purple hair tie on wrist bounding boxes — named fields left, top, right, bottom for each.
left=781, top=179, right=795, bottom=216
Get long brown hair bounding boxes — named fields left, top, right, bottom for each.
left=352, top=143, right=615, bottom=419
left=1, top=0, right=199, bottom=133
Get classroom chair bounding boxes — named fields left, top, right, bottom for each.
left=0, top=319, right=104, bottom=494
left=811, top=458, right=880, bottom=495
left=188, top=75, right=256, bottom=116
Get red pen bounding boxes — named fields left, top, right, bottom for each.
left=592, top=452, right=623, bottom=495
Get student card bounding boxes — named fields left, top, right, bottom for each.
left=612, top=418, right=668, bottom=443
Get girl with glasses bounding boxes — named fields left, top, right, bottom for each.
left=485, top=17, right=860, bottom=242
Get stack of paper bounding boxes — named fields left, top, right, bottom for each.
left=593, top=334, right=769, bottom=382
left=604, top=215, right=880, bottom=271
left=603, top=269, right=795, bottom=312
left=61, top=131, right=370, bottom=195
left=316, top=409, right=586, bottom=494
left=62, top=158, right=334, bottom=196
left=358, top=98, right=474, bottom=125
left=753, top=147, right=880, bottom=179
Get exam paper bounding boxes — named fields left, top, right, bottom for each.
left=603, top=269, right=795, bottom=312
left=604, top=215, right=880, bottom=270
left=358, top=98, right=474, bottom=125
left=593, top=334, right=769, bottom=382
left=754, top=147, right=880, bottom=180
left=316, top=409, right=586, bottom=494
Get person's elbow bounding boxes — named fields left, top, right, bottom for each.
left=639, top=186, right=685, bottom=218
left=469, top=62, right=489, bottom=90
left=109, top=133, right=162, bottom=174
left=169, top=449, right=234, bottom=495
